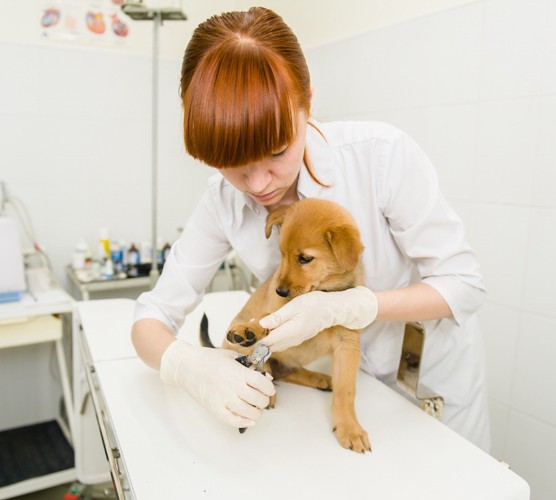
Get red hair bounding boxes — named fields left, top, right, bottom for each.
left=180, top=7, right=325, bottom=185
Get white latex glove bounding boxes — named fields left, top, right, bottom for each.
left=160, top=340, right=275, bottom=429
left=259, top=286, right=378, bottom=352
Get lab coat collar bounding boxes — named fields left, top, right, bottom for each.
left=298, top=118, right=336, bottom=200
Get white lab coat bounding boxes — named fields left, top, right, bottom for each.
left=135, top=120, right=491, bottom=451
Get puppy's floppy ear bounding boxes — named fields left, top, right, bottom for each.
left=265, top=205, right=290, bottom=239
left=325, top=224, right=364, bottom=271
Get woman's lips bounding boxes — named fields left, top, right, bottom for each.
left=250, top=190, right=278, bottom=202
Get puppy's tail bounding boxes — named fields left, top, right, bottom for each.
left=199, top=313, right=216, bottom=348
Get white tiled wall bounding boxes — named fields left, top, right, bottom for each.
left=307, top=1, right=555, bottom=498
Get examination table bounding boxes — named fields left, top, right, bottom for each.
left=74, top=292, right=529, bottom=500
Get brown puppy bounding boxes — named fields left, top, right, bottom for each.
left=204, top=198, right=370, bottom=453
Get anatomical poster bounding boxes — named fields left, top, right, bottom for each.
left=40, top=0, right=130, bottom=45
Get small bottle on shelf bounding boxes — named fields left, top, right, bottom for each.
left=127, top=243, right=140, bottom=277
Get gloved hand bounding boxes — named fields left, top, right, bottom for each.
left=160, top=340, right=275, bottom=429
left=259, top=286, right=378, bottom=352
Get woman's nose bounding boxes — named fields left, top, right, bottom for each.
left=245, top=164, right=271, bottom=193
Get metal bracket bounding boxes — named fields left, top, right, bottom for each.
left=397, top=322, right=444, bottom=420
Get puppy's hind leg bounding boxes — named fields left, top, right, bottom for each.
left=279, top=368, right=332, bottom=391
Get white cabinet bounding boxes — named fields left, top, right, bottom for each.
left=0, top=290, right=76, bottom=499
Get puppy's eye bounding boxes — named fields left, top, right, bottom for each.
left=298, top=254, right=314, bottom=265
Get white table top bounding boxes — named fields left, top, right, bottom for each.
left=0, top=288, right=73, bottom=321
left=77, top=294, right=530, bottom=500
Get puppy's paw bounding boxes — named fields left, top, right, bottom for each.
left=311, top=372, right=333, bottom=391
left=226, top=319, right=269, bottom=348
left=226, top=327, right=257, bottom=347
left=333, top=422, right=371, bottom=453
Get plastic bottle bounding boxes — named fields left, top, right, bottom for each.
left=111, top=241, right=124, bottom=274
left=99, top=228, right=111, bottom=259
left=72, top=239, right=89, bottom=270
left=102, top=258, right=114, bottom=279
left=119, top=240, right=128, bottom=269
left=127, top=243, right=140, bottom=277
left=128, top=243, right=140, bottom=266
left=140, top=241, right=152, bottom=264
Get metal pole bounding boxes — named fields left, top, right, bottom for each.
left=120, top=3, right=186, bottom=288
left=149, top=10, right=160, bottom=286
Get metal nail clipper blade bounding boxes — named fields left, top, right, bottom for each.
left=235, top=343, right=272, bottom=434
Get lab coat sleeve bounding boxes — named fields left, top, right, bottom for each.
left=133, top=186, right=232, bottom=333
left=379, top=131, right=486, bottom=325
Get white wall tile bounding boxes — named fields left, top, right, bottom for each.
left=448, top=199, right=474, bottom=233
left=467, top=203, right=530, bottom=308
left=488, top=399, right=510, bottom=460
left=533, top=96, right=556, bottom=208
left=534, top=156, right=556, bottom=209
left=308, top=37, right=383, bottom=118
left=511, top=313, right=556, bottom=426
left=506, top=411, right=556, bottom=500
left=0, top=120, right=40, bottom=183
left=409, top=105, right=478, bottom=201
left=34, top=45, right=150, bottom=120
left=480, top=0, right=548, bottom=100
left=474, top=98, right=540, bottom=205
left=158, top=58, right=185, bottom=124
left=542, top=0, right=556, bottom=94
left=411, top=3, right=483, bottom=106
left=308, top=1, right=484, bottom=116
left=522, top=208, right=556, bottom=317
left=0, top=43, right=39, bottom=115
left=479, top=303, right=520, bottom=406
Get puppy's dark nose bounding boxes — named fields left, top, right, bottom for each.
left=276, top=288, right=289, bottom=298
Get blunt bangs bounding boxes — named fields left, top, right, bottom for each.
left=182, top=41, right=306, bottom=168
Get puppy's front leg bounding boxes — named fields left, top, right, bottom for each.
left=330, top=327, right=371, bottom=453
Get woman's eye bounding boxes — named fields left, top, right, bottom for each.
left=272, top=148, right=287, bottom=157
left=298, top=254, right=314, bottom=264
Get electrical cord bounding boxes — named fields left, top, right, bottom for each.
left=1, top=182, right=62, bottom=289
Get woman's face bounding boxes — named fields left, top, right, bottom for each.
left=218, top=113, right=308, bottom=212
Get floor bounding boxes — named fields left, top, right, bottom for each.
left=10, top=483, right=72, bottom=500
left=10, top=482, right=116, bottom=500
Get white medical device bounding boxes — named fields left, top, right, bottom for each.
left=0, top=216, right=26, bottom=302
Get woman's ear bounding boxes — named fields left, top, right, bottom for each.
left=265, top=205, right=290, bottom=238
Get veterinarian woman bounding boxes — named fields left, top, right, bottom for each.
left=132, top=7, right=490, bottom=451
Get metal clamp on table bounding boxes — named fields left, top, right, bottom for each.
left=397, top=321, right=444, bottom=419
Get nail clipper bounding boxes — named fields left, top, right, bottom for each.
left=235, top=343, right=272, bottom=433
